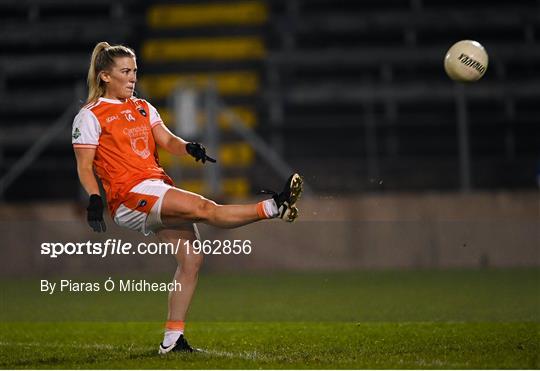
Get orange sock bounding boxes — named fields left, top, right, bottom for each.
left=165, top=320, right=185, bottom=331
left=256, top=201, right=268, bottom=219
left=257, top=199, right=279, bottom=219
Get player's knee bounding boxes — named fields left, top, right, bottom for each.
left=193, top=197, right=218, bottom=222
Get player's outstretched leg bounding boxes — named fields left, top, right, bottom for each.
left=160, top=173, right=303, bottom=228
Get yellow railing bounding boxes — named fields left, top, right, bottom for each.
left=147, top=1, right=268, bottom=28
left=139, top=71, right=259, bottom=98
left=142, top=36, right=266, bottom=61
left=159, top=106, right=257, bottom=129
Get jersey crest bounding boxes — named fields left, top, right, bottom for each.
left=123, top=126, right=151, bottom=159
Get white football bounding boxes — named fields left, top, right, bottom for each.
left=444, top=40, right=488, bottom=82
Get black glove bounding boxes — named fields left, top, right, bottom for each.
left=87, top=194, right=106, bottom=232
left=186, top=142, right=216, bottom=164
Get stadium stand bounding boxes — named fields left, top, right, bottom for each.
left=0, top=0, right=539, bottom=201
left=265, top=0, right=540, bottom=191
left=138, top=0, right=268, bottom=197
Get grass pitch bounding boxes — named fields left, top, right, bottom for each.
left=1, top=269, right=539, bottom=369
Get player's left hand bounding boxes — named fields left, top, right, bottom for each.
left=87, top=194, right=107, bottom=232
left=186, top=142, right=217, bottom=164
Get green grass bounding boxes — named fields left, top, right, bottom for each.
left=1, top=269, right=539, bottom=368
left=1, top=322, right=538, bottom=369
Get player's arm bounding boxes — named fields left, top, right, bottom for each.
left=151, top=123, right=189, bottom=156
left=152, top=123, right=216, bottom=163
left=74, top=147, right=106, bottom=232
left=74, top=147, right=99, bottom=196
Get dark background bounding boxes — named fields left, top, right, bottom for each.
left=1, top=0, right=539, bottom=202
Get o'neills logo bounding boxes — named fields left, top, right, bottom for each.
left=106, top=115, right=119, bottom=123
left=458, top=53, right=486, bottom=74
left=123, top=126, right=150, bottom=159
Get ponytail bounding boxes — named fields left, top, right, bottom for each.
left=86, top=41, right=136, bottom=104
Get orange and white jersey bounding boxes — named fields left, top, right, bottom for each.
left=72, top=97, right=173, bottom=216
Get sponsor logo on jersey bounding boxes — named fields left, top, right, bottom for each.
left=106, top=115, right=119, bottom=123
left=137, top=199, right=147, bottom=208
left=72, top=127, right=81, bottom=139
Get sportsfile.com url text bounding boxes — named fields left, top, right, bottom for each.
left=40, top=239, right=252, bottom=258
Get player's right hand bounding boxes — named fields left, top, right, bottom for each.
left=87, top=194, right=106, bottom=232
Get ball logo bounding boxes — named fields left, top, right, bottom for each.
left=457, top=53, right=486, bottom=74
left=123, top=126, right=150, bottom=159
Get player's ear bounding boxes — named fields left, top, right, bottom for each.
left=99, top=71, right=111, bottom=83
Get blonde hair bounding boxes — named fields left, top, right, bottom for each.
left=86, top=41, right=136, bottom=104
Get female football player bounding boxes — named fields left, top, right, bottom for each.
left=72, top=42, right=303, bottom=354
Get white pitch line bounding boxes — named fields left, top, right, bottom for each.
left=0, top=341, right=269, bottom=361
left=0, top=341, right=143, bottom=351
left=204, top=349, right=268, bottom=361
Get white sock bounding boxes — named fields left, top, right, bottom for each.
left=263, top=198, right=279, bottom=218
left=163, top=330, right=183, bottom=347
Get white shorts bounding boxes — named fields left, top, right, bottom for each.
left=113, top=179, right=174, bottom=236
